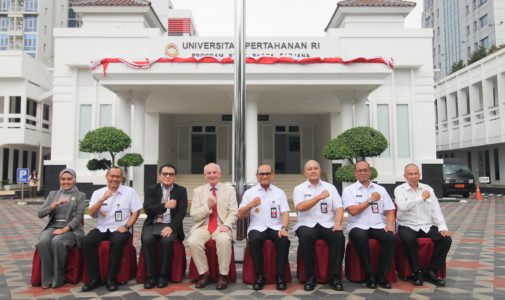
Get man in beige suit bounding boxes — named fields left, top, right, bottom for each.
left=187, top=163, right=238, bottom=290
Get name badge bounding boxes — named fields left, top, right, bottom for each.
left=115, top=210, right=123, bottom=222
left=270, top=207, right=278, bottom=219
left=320, top=202, right=328, bottom=214
left=155, top=213, right=163, bottom=223
left=371, top=203, right=379, bottom=214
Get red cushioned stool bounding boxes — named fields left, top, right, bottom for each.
left=136, top=239, right=186, bottom=283
left=82, top=239, right=137, bottom=284
left=31, top=246, right=83, bottom=286
left=345, top=239, right=397, bottom=282
left=297, top=239, right=343, bottom=283
left=188, top=239, right=237, bottom=282
left=396, top=237, right=446, bottom=280
left=242, top=239, right=292, bottom=284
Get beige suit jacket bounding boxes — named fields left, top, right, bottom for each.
left=189, top=182, right=238, bottom=234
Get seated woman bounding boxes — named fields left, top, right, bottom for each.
left=36, top=168, right=85, bottom=288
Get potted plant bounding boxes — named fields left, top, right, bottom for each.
left=2, top=179, right=12, bottom=191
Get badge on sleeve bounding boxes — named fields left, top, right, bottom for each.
left=115, top=210, right=123, bottom=222
left=371, top=203, right=379, bottom=214
left=320, top=202, right=328, bottom=214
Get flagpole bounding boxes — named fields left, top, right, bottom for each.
left=234, top=0, right=247, bottom=240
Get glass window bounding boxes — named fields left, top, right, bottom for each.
left=377, top=104, right=390, bottom=158
left=79, top=104, right=92, bottom=159
left=25, top=0, right=39, bottom=12
left=479, top=14, right=489, bottom=27
left=479, top=0, right=487, bottom=6
left=0, top=34, right=8, bottom=50
left=466, top=25, right=470, bottom=36
left=0, top=96, right=3, bottom=113
left=99, top=104, right=112, bottom=127
left=23, top=34, right=37, bottom=51
left=480, top=36, right=489, bottom=48
left=0, top=0, right=9, bottom=11
left=0, top=16, right=8, bottom=31
left=396, top=105, right=410, bottom=158
left=494, top=148, right=500, bottom=180
left=24, top=16, right=37, bottom=32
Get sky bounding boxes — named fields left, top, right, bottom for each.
left=170, top=0, right=424, bottom=36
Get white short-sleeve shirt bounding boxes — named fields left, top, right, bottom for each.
left=239, top=183, right=290, bottom=234
left=293, top=179, right=343, bottom=231
left=90, top=185, right=143, bottom=233
left=342, top=181, right=395, bottom=233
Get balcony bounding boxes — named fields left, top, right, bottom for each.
left=0, top=112, right=51, bottom=147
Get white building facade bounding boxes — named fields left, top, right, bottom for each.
left=45, top=0, right=441, bottom=197
left=435, top=47, right=505, bottom=193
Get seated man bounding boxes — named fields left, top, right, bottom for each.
left=81, top=166, right=142, bottom=292
left=237, top=164, right=290, bottom=290
left=342, top=161, right=396, bottom=289
left=141, top=163, right=188, bottom=289
left=293, top=160, right=345, bottom=291
left=187, top=163, right=238, bottom=290
left=394, top=163, right=452, bottom=286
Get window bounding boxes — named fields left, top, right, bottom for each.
left=24, top=16, right=37, bottom=32
left=0, top=16, right=8, bottom=31
left=396, top=105, right=410, bottom=158
left=79, top=104, right=92, bottom=159
left=480, top=36, right=489, bottom=48
left=23, top=34, right=36, bottom=51
left=466, top=25, right=470, bottom=36
left=12, top=149, right=19, bottom=181
left=494, top=148, right=500, bottom=180
left=377, top=104, right=390, bottom=158
left=0, top=96, right=3, bottom=113
left=479, top=14, right=488, bottom=27
left=99, top=104, right=112, bottom=127
left=25, top=0, right=39, bottom=12
left=9, top=96, right=20, bottom=123
left=473, top=21, right=477, bottom=32
left=0, top=0, right=9, bottom=12
left=473, top=0, right=477, bottom=10
left=0, top=34, right=7, bottom=50
left=479, top=0, right=487, bottom=6
left=465, top=5, right=469, bottom=15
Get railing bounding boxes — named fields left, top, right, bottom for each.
left=488, top=106, right=499, bottom=121
left=0, top=113, right=51, bottom=133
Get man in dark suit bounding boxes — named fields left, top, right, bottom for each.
left=141, top=163, right=188, bottom=289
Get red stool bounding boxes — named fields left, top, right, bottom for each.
left=31, top=246, right=83, bottom=286
left=396, top=237, right=446, bottom=280
left=82, top=239, right=137, bottom=284
left=188, top=239, right=237, bottom=282
left=242, top=239, right=292, bottom=284
left=136, top=239, right=186, bottom=283
left=345, top=239, right=397, bottom=282
left=297, top=239, right=343, bottom=283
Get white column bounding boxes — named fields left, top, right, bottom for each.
left=144, top=112, right=159, bottom=164
left=245, top=95, right=258, bottom=184
left=341, top=99, right=353, bottom=131
left=498, top=73, right=505, bottom=141
left=354, top=96, right=368, bottom=126
left=482, top=78, right=492, bottom=143
left=132, top=94, right=147, bottom=195
left=116, top=93, right=132, bottom=136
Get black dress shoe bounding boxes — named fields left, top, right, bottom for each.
left=252, top=274, right=265, bottom=290
left=366, top=274, right=377, bottom=289
left=144, top=277, right=156, bottom=289
left=304, top=276, right=316, bottom=291
left=329, top=275, right=344, bottom=291
left=195, top=273, right=209, bottom=289
left=412, top=270, right=423, bottom=286
left=81, top=279, right=102, bottom=292
left=105, top=279, right=118, bottom=292
left=157, top=276, right=169, bottom=288
left=377, top=274, right=392, bottom=289
left=276, top=275, right=287, bottom=290
left=424, top=270, right=446, bottom=286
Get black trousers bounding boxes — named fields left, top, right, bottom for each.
left=82, top=228, right=131, bottom=282
left=141, top=225, right=177, bottom=279
left=398, top=225, right=452, bottom=273
left=248, top=228, right=290, bottom=277
left=296, top=224, right=345, bottom=278
left=348, top=227, right=396, bottom=275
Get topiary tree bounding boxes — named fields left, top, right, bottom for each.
left=79, top=127, right=143, bottom=175
left=323, top=126, right=388, bottom=182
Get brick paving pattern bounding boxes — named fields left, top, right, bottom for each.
left=1, top=198, right=504, bottom=299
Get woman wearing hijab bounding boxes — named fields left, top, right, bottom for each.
left=36, top=168, right=85, bottom=288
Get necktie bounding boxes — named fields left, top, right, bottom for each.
left=208, top=185, right=218, bottom=234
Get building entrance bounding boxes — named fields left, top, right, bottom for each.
left=274, top=126, right=300, bottom=174
left=191, top=126, right=217, bottom=174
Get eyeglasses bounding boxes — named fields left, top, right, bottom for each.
left=161, top=172, right=176, bottom=177
left=355, top=169, right=370, bottom=174
left=258, top=172, right=272, bottom=177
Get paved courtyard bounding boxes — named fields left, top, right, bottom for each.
left=0, top=197, right=504, bottom=299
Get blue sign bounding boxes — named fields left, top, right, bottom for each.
left=17, top=168, right=30, bottom=184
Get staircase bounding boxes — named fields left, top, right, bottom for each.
left=175, top=174, right=306, bottom=202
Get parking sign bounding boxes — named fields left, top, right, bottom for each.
left=17, top=168, right=30, bottom=184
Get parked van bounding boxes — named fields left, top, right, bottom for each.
left=442, top=159, right=475, bottom=198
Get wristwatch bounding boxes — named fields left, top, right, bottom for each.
left=367, top=199, right=373, bottom=205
